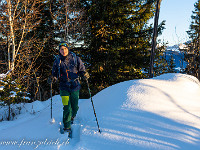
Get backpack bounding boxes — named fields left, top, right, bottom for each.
left=54, top=52, right=78, bottom=78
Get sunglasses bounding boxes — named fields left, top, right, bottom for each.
left=59, top=43, right=69, bottom=47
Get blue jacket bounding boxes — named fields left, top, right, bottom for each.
left=52, top=52, right=86, bottom=92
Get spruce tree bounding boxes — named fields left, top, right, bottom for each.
left=82, top=0, right=165, bottom=91
left=153, top=42, right=168, bottom=75
left=32, top=0, right=87, bottom=99
left=168, top=55, right=176, bottom=73
left=186, top=0, right=200, bottom=80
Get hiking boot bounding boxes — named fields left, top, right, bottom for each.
left=71, top=117, right=75, bottom=124
left=63, top=127, right=71, bottom=131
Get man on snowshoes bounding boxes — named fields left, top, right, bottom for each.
left=52, top=41, right=89, bottom=133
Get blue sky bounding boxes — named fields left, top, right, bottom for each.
left=158, top=0, right=197, bottom=46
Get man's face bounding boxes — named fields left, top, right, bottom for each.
left=60, top=46, right=69, bottom=56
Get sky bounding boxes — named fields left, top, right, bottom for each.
left=157, top=0, right=197, bottom=46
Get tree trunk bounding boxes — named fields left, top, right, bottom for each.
left=7, top=0, right=16, bottom=70
left=7, top=35, right=11, bottom=70
left=149, top=0, right=162, bottom=78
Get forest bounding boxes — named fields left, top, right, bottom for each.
left=0, top=0, right=200, bottom=120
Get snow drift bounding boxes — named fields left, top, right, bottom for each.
left=0, top=73, right=200, bottom=150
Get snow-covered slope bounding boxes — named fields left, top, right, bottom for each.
left=0, top=73, right=200, bottom=150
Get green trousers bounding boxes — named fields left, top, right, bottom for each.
left=60, top=90, right=79, bottom=129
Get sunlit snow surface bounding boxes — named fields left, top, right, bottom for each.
left=0, top=73, right=200, bottom=150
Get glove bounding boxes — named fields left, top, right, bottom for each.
left=83, top=72, right=90, bottom=81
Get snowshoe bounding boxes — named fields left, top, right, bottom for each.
left=59, top=122, right=72, bottom=138
left=60, top=124, right=65, bottom=134
left=65, top=128, right=72, bottom=138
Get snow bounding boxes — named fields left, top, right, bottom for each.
left=0, top=73, right=200, bottom=150
left=0, top=74, right=7, bottom=80
left=9, top=91, right=17, bottom=98
left=0, top=69, right=13, bottom=80
left=0, top=86, right=4, bottom=91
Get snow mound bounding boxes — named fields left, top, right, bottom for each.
left=0, top=73, right=200, bottom=150
left=78, top=73, right=200, bottom=150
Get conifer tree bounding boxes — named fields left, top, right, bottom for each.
left=153, top=42, right=168, bottom=75
left=186, top=0, right=200, bottom=80
left=82, top=0, right=165, bottom=91
left=168, top=55, right=176, bottom=73
left=28, top=0, right=88, bottom=99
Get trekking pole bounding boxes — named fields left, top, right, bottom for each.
left=50, top=80, right=53, bottom=119
left=48, top=76, right=55, bottom=124
left=86, top=79, right=101, bottom=133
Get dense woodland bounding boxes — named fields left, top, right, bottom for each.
left=0, top=0, right=199, bottom=120
left=186, top=0, right=200, bottom=80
